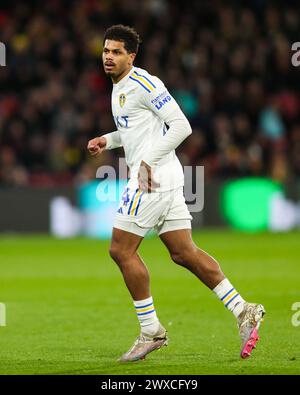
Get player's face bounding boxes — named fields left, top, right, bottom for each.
left=102, top=40, right=135, bottom=82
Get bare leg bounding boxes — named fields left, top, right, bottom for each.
left=159, top=228, right=267, bottom=360
left=109, top=227, right=150, bottom=300
left=159, top=229, right=225, bottom=289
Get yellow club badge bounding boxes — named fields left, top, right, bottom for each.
left=119, top=93, right=126, bottom=108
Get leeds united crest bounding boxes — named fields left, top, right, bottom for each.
left=119, top=93, right=126, bottom=108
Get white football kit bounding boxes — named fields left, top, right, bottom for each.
left=103, top=66, right=193, bottom=236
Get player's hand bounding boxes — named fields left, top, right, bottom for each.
left=138, top=160, right=160, bottom=192
left=87, top=136, right=107, bottom=156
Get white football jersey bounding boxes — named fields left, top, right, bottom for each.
left=110, top=66, right=187, bottom=192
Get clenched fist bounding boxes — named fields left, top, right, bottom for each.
left=87, top=136, right=107, bottom=156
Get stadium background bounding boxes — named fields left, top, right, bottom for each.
left=0, top=0, right=300, bottom=375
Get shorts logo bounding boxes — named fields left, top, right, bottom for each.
left=121, top=188, right=130, bottom=206
left=119, top=93, right=126, bottom=108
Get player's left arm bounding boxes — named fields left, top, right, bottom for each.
left=138, top=79, right=192, bottom=191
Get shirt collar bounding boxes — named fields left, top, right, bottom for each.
left=113, top=66, right=135, bottom=89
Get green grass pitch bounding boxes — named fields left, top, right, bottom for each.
left=0, top=230, right=299, bottom=375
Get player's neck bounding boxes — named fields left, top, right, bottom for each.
left=112, top=65, right=134, bottom=84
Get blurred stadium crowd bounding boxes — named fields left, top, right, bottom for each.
left=0, top=0, right=300, bottom=186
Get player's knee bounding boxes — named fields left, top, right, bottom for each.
left=109, top=245, right=122, bottom=263
left=170, top=246, right=197, bottom=267
left=170, top=250, right=188, bottom=266
left=109, top=245, right=130, bottom=265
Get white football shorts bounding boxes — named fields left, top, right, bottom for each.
left=113, top=185, right=192, bottom=237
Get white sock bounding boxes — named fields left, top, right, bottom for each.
left=213, top=278, right=246, bottom=318
left=133, top=296, right=160, bottom=336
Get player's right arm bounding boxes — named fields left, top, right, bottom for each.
left=87, top=130, right=122, bottom=156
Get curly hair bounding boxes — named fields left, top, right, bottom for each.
left=103, top=24, right=141, bottom=54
